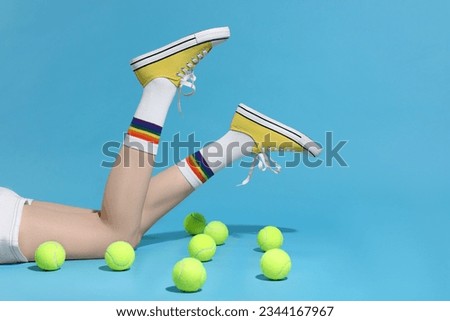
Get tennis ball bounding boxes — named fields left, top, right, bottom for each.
left=257, top=226, right=284, bottom=251
left=260, top=248, right=292, bottom=280
left=188, top=234, right=216, bottom=262
left=204, top=220, right=229, bottom=245
left=34, top=241, right=66, bottom=271
left=183, top=212, right=207, bottom=235
left=105, top=241, right=135, bottom=271
left=172, top=257, right=207, bottom=292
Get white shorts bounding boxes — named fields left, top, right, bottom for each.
left=0, top=187, right=33, bottom=264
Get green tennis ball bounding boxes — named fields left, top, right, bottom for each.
left=34, top=241, right=66, bottom=271
left=105, top=241, right=135, bottom=271
left=260, top=248, right=292, bottom=280
left=183, top=212, right=207, bottom=235
left=172, top=257, right=207, bottom=292
left=188, top=234, right=216, bottom=262
left=204, top=221, right=229, bottom=245
left=257, top=226, right=284, bottom=251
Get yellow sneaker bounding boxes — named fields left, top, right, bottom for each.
left=230, top=103, right=322, bottom=185
left=130, top=27, right=230, bottom=89
left=231, top=103, right=322, bottom=156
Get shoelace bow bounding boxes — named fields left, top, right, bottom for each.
left=177, top=49, right=209, bottom=112
left=238, top=149, right=282, bottom=186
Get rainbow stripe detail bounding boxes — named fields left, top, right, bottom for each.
left=186, top=151, right=214, bottom=183
left=127, top=117, right=162, bottom=144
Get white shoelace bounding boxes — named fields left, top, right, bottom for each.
left=238, top=150, right=282, bottom=186
left=176, top=49, right=209, bottom=112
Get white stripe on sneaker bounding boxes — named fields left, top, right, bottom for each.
left=237, top=103, right=322, bottom=156
left=130, top=27, right=230, bottom=71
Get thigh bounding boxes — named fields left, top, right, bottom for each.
left=31, top=200, right=99, bottom=215
left=19, top=202, right=115, bottom=261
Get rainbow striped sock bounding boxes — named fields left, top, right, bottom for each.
left=176, top=130, right=254, bottom=189
left=123, top=78, right=176, bottom=155
left=128, top=117, right=162, bottom=144
left=178, top=151, right=215, bottom=188
left=124, top=117, right=162, bottom=154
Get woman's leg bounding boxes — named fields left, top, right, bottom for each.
left=140, top=165, right=194, bottom=234
left=18, top=28, right=230, bottom=261
left=28, top=201, right=98, bottom=215
left=19, top=200, right=119, bottom=260
left=139, top=103, right=322, bottom=234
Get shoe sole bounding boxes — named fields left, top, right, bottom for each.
left=237, top=103, right=322, bottom=157
left=130, top=27, right=231, bottom=72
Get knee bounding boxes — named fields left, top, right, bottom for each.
left=118, top=230, right=142, bottom=249
left=106, top=228, right=142, bottom=249
left=98, top=214, right=143, bottom=249
left=127, top=231, right=143, bottom=249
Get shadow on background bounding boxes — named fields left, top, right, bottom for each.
left=228, top=225, right=297, bottom=237
left=256, top=274, right=287, bottom=282
left=139, top=231, right=189, bottom=247
left=98, top=265, right=131, bottom=272
left=166, top=286, right=202, bottom=294
left=27, top=265, right=45, bottom=272
left=138, top=224, right=297, bottom=248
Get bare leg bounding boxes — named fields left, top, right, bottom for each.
left=19, top=147, right=154, bottom=260
left=100, top=146, right=154, bottom=242
left=138, top=129, right=254, bottom=233
left=28, top=201, right=98, bottom=215
left=20, top=204, right=114, bottom=260
left=140, top=165, right=194, bottom=234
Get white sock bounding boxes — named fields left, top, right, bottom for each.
left=124, top=78, right=176, bottom=155
left=177, top=130, right=255, bottom=189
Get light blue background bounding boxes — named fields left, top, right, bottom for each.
left=1, top=0, right=449, bottom=300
